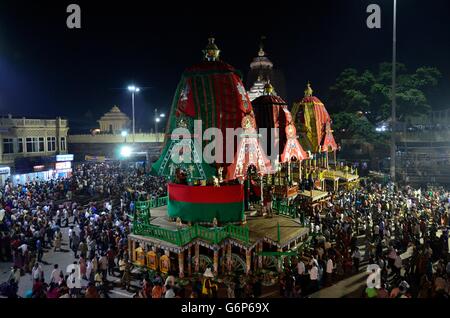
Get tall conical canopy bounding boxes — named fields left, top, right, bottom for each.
left=291, top=83, right=338, bottom=153
left=252, top=83, right=308, bottom=163
left=152, top=38, right=269, bottom=181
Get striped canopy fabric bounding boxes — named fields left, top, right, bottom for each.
left=252, top=95, right=308, bottom=162
left=292, top=95, right=338, bottom=153
left=152, top=59, right=268, bottom=181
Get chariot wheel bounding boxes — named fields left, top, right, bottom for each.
left=262, top=256, right=277, bottom=270
left=219, top=253, right=246, bottom=273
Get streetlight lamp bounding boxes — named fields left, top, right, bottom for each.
left=128, top=85, right=140, bottom=143
left=119, top=145, right=150, bottom=172
left=120, top=145, right=133, bottom=158
left=154, top=109, right=165, bottom=142
left=390, top=0, right=397, bottom=182
left=121, top=130, right=128, bottom=143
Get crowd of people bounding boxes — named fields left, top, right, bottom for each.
left=0, top=162, right=167, bottom=298
left=278, top=182, right=450, bottom=298
left=1, top=161, right=449, bottom=299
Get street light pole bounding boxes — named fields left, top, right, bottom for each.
left=154, top=108, right=158, bottom=134
left=390, top=0, right=397, bottom=182
left=132, top=91, right=135, bottom=143
left=128, top=85, right=140, bottom=144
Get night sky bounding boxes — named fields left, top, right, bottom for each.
left=0, top=0, right=449, bottom=133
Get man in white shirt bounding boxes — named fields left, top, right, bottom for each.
left=309, top=264, right=319, bottom=294
left=31, top=263, right=43, bottom=282
left=50, top=264, right=63, bottom=284
left=326, top=257, right=334, bottom=286
left=297, top=259, right=306, bottom=276
left=18, top=243, right=28, bottom=255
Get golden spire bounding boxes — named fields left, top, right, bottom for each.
left=304, top=81, right=313, bottom=97
left=264, top=81, right=274, bottom=95
left=258, top=35, right=266, bottom=57
left=203, top=37, right=220, bottom=61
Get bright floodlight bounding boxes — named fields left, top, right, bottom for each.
left=136, top=88, right=140, bottom=92
left=120, top=146, right=133, bottom=157
left=155, top=118, right=161, bottom=123
left=121, top=131, right=128, bottom=137
left=160, top=113, right=165, bottom=118
left=127, top=85, right=136, bottom=92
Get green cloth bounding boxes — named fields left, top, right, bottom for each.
left=168, top=200, right=244, bottom=223
left=365, top=287, right=378, bottom=298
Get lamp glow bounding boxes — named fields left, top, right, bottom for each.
left=120, top=146, right=133, bottom=157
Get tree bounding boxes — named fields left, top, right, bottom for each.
left=331, top=112, right=380, bottom=143
left=328, top=63, right=441, bottom=123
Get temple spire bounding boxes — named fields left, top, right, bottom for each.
left=258, top=35, right=266, bottom=57
left=304, top=82, right=313, bottom=97
left=203, top=37, right=220, bottom=61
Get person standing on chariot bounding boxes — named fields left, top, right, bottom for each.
left=264, top=186, right=274, bottom=218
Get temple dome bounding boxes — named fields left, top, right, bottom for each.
left=98, top=106, right=130, bottom=134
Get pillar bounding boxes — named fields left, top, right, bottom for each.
left=257, top=242, right=263, bottom=269
left=187, top=246, right=192, bottom=276
left=226, top=243, right=232, bottom=272
left=131, top=240, right=136, bottom=262
left=334, top=150, right=337, bottom=169
left=299, top=161, right=302, bottom=182
left=194, top=243, right=200, bottom=273
left=213, top=249, right=219, bottom=276
left=277, top=247, right=283, bottom=273
left=245, top=249, right=252, bottom=274
left=128, top=238, right=132, bottom=261
left=288, top=161, right=291, bottom=183
left=178, top=250, right=185, bottom=278
left=221, top=248, right=226, bottom=274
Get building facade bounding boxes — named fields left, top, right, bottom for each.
left=0, top=115, right=72, bottom=184
left=98, top=105, right=130, bottom=134
left=67, top=133, right=163, bottom=162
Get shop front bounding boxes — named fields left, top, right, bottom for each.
left=0, top=167, right=11, bottom=185
left=12, top=154, right=74, bottom=185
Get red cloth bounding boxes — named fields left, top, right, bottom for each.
left=168, top=183, right=244, bottom=204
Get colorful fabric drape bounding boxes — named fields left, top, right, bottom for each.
left=168, top=183, right=244, bottom=222
left=252, top=95, right=308, bottom=162
left=152, top=60, right=255, bottom=180
left=292, top=95, right=338, bottom=153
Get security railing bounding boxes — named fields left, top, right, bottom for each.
left=273, top=200, right=297, bottom=219
left=132, top=222, right=250, bottom=246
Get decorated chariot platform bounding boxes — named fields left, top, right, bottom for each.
left=126, top=38, right=359, bottom=279
left=128, top=202, right=309, bottom=277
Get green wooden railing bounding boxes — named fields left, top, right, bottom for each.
left=133, top=197, right=168, bottom=222
left=132, top=222, right=250, bottom=246
left=273, top=200, right=297, bottom=219
left=136, top=196, right=168, bottom=210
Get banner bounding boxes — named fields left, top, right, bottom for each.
left=168, top=183, right=244, bottom=223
